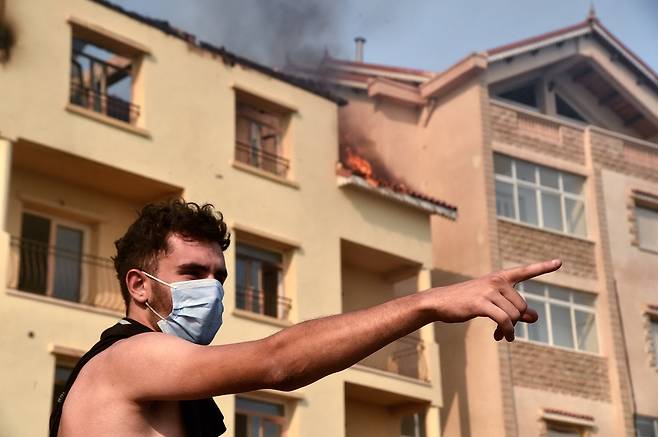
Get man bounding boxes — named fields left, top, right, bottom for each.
left=51, top=199, right=561, bottom=436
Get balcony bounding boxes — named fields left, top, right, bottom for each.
left=7, top=236, right=123, bottom=312
left=70, top=81, right=140, bottom=124
left=235, top=141, right=290, bottom=178
left=359, top=335, right=428, bottom=381
left=341, top=239, right=429, bottom=381
left=236, top=285, right=291, bottom=320
left=490, top=99, right=586, bottom=165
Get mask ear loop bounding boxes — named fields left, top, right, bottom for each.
left=141, top=271, right=171, bottom=321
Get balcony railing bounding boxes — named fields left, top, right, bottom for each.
left=235, top=141, right=290, bottom=177
left=69, top=81, right=140, bottom=124
left=7, top=237, right=124, bottom=312
left=236, top=286, right=291, bottom=320
left=359, top=334, right=428, bottom=381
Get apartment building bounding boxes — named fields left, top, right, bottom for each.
left=319, top=12, right=658, bottom=437
left=0, top=1, right=458, bottom=436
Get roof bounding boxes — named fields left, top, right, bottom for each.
left=486, top=16, right=658, bottom=89
left=337, top=149, right=457, bottom=218
left=89, top=0, right=346, bottom=105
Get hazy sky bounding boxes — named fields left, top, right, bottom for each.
left=111, top=0, right=657, bottom=74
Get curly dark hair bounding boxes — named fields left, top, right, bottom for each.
left=112, top=198, right=231, bottom=309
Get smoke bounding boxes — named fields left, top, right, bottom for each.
left=177, top=0, right=350, bottom=68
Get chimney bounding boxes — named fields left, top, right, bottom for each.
left=354, top=37, right=366, bottom=62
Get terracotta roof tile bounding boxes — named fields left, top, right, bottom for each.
left=338, top=149, right=457, bottom=212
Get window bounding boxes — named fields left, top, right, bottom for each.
left=70, top=36, right=139, bottom=124
left=636, top=415, right=658, bottom=437
left=547, top=423, right=582, bottom=437
left=235, top=99, right=289, bottom=177
left=52, top=358, right=77, bottom=413
left=495, top=82, right=539, bottom=108
left=235, top=243, right=290, bottom=319
left=17, top=212, right=87, bottom=303
left=636, top=203, right=658, bottom=252
left=401, top=412, right=426, bottom=437
left=515, top=281, right=598, bottom=353
left=555, top=94, right=587, bottom=123
left=494, top=154, right=587, bottom=236
left=235, top=396, right=285, bottom=437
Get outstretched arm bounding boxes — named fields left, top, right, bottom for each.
left=108, top=259, right=561, bottom=400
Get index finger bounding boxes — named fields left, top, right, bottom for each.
left=501, top=259, right=562, bottom=284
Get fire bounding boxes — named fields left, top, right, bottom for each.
left=343, top=147, right=379, bottom=186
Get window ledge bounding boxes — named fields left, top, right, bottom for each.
left=637, top=245, right=658, bottom=256
left=513, top=337, right=602, bottom=357
left=231, top=161, right=299, bottom=189
left=66, top=104, right=151, bottom=138
left=6, top=288, right=123, bottom=318
left=497, top=216, right=594, bottom=244
left=350, top=364, right=433, bottom=387
left=231, top=308, right=293, bottom=328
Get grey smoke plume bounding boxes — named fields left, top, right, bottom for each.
left=180, top=0, right=349, bottom=68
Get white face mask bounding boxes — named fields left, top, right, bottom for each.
left=142, top=271, right=224, bottom=345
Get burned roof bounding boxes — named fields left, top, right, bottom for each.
left=89, top=0, right=346, bottom=105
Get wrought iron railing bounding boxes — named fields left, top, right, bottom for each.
left=235, top=141, right=290, bottom=177
left=69, top=81, right=140, bottom=124
left=236, top=286, right=291, bottom=320
left=359, top=334, right=428, bottom=381
left=7, top=237, right=124, bottom=312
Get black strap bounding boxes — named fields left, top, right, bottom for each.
left=49, top=318, right=226, bottom=436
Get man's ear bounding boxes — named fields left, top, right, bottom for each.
left=126, top=269, right=149, bottom=304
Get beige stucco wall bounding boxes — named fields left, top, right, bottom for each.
left=0, top=1, right=440, bottom=436
left=601, top=168, right=658, bottom=417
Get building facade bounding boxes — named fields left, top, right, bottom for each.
left=322, top=14, right=658, bottom=437
left=0, top=1, right=456, bottom=436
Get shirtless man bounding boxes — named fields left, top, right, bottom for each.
left=52, top=199, right=562, bottom=436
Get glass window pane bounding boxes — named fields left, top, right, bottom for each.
left=263, top=420, right=282, bottom=437
left=562, top=173, right=584, bottom=195
left=573, top=292, right=595, bottom=307
left=494, top=154, right=513, bottom=176
left=526, top=299, right=549, bottom=343
left=19, top=213, right=51, bottom=295
left=548, top=286, right=570, bottom=302
left=565, top=198, right=587, bottom=236
left=495, top=180, right=515, bottom=219
left=575, top=310, right=598, bottom=352
left=550, top=304, right=575, bottom=349
left=237, top=243, right=282, bottom=264
left=250, top=416, right=260, bottom=437
left=235, top=413, right=248, bottom=437
left=521, top=281, right=545, bottom=296
left=541, top=191, right=564, bottom=231
left=635, top=416, right=657, bottom=437
left=516, top=160, right=536, bottom=183
left=636, top=206, right=658, bottom=252
left=547, top=427, right=581, bottom=437
left=236, top=397, right=284, bottom=416
left=539, top=167, right=560, bottom=189
left=53, top=225, right=83, bottom=303
left=517, top=186, right=539, bottom=225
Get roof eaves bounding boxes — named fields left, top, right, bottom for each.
left=337, top=173, right=457, bottom=219
left=89, top=0, right=346, bottom=105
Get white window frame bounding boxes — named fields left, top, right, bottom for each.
left=235, top=395, right=287, bottom=437
left=516, top=281, right=598, bottom=353
left=494, top=154, right=587, bottom=237
left=634, top=194, right=658, bottom=253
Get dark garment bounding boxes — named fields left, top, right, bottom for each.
left=49, top=318, right=226, bottom=437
